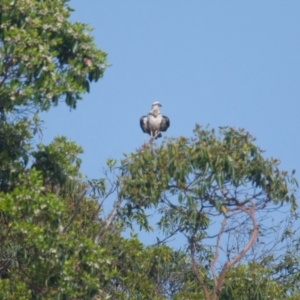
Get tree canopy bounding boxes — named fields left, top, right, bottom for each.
left=0, top=0, right=107, bottom=114
left=119, top=126, right=298, bottom=300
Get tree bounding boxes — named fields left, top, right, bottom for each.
left=0, top=1, right=115, bottom=298
left=120, top=126, right=298, bottom=299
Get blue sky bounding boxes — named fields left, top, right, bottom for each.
left=41, top=1, right=300, bottom=244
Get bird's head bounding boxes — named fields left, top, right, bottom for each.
left=152, top=101, right=162, bottom=108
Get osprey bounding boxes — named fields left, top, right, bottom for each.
left=140, top=101, right=170, bottom=139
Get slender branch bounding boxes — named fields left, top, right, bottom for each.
left=150, top=130, right=161, bottom=141
left=153, top=229, right=179, bottom=246
left=91, top=184, right=117, bottom=221
left=94, top=195, right=123, bottom=244
left=210, top=216, right=227, bottom=287
left=213, top=202, right=258, bottom=299
left=190, top=237, right=211, bottom=300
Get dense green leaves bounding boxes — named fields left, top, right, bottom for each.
left=32, top=136, right=83, bottom=193
left=121, top=126, right=297, bottom=234
left=0, top=0, right=107, bottom=113
left=220, top=264, right=289, bottom=300
left=0, top=170, right=110, bottom=299
left=0, top=117, right=37, bottom=192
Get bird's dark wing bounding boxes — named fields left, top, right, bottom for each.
left=140, top=116, right=149, bottom=134
left=160, top=115, right=170, bottom=132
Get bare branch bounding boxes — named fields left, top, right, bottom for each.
left=94, top=195, right=123, bottom=244
left=210, top=216, right=227, bottom=287
left=190, top=237, right=211, bottom=300
left=92, top=184, right=117, bottom=221
left=213, top=201, right=258, bottom=299
left=59, top=191, right=86, bottom=234
left=152, top=229, right=179, bottom=246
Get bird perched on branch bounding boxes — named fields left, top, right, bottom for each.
left=140, top=101, right=170, bottom=140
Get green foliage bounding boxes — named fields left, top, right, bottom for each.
left=32, top=136, right=83, bottom=193
left=220, top=263, right=300, bottom=300
left=0, top=117, right=36, bottom=191
left=119, top=126, right=298, bottom=299
left=121, top=126, right=297, bottom=237
left=98, top=233, right=204, bottom=299
left=0, top=170, right=112, bottom=299
left=0, top=0, right=107, bottom=113
left=263, top=235, right=300, bottom=297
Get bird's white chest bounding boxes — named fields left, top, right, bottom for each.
left=148, top=114, right=162, bottom=130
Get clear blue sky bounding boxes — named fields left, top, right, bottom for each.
left=41, top=1, right=300, bottom=244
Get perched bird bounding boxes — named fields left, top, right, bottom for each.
left=140, top=101, right=170, bottom=140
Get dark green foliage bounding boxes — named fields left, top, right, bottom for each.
left=0, top=0, right=107, bottom=114
left=0, top=118, right=33, bottom=191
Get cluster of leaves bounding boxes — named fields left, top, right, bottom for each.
left=0, top=171, right=111, bottom=299
left=121, top=125, right=297, bottom=235
left=220, top=263, right=300, bottom=300
left=0, top=0, right=107, bottom=113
